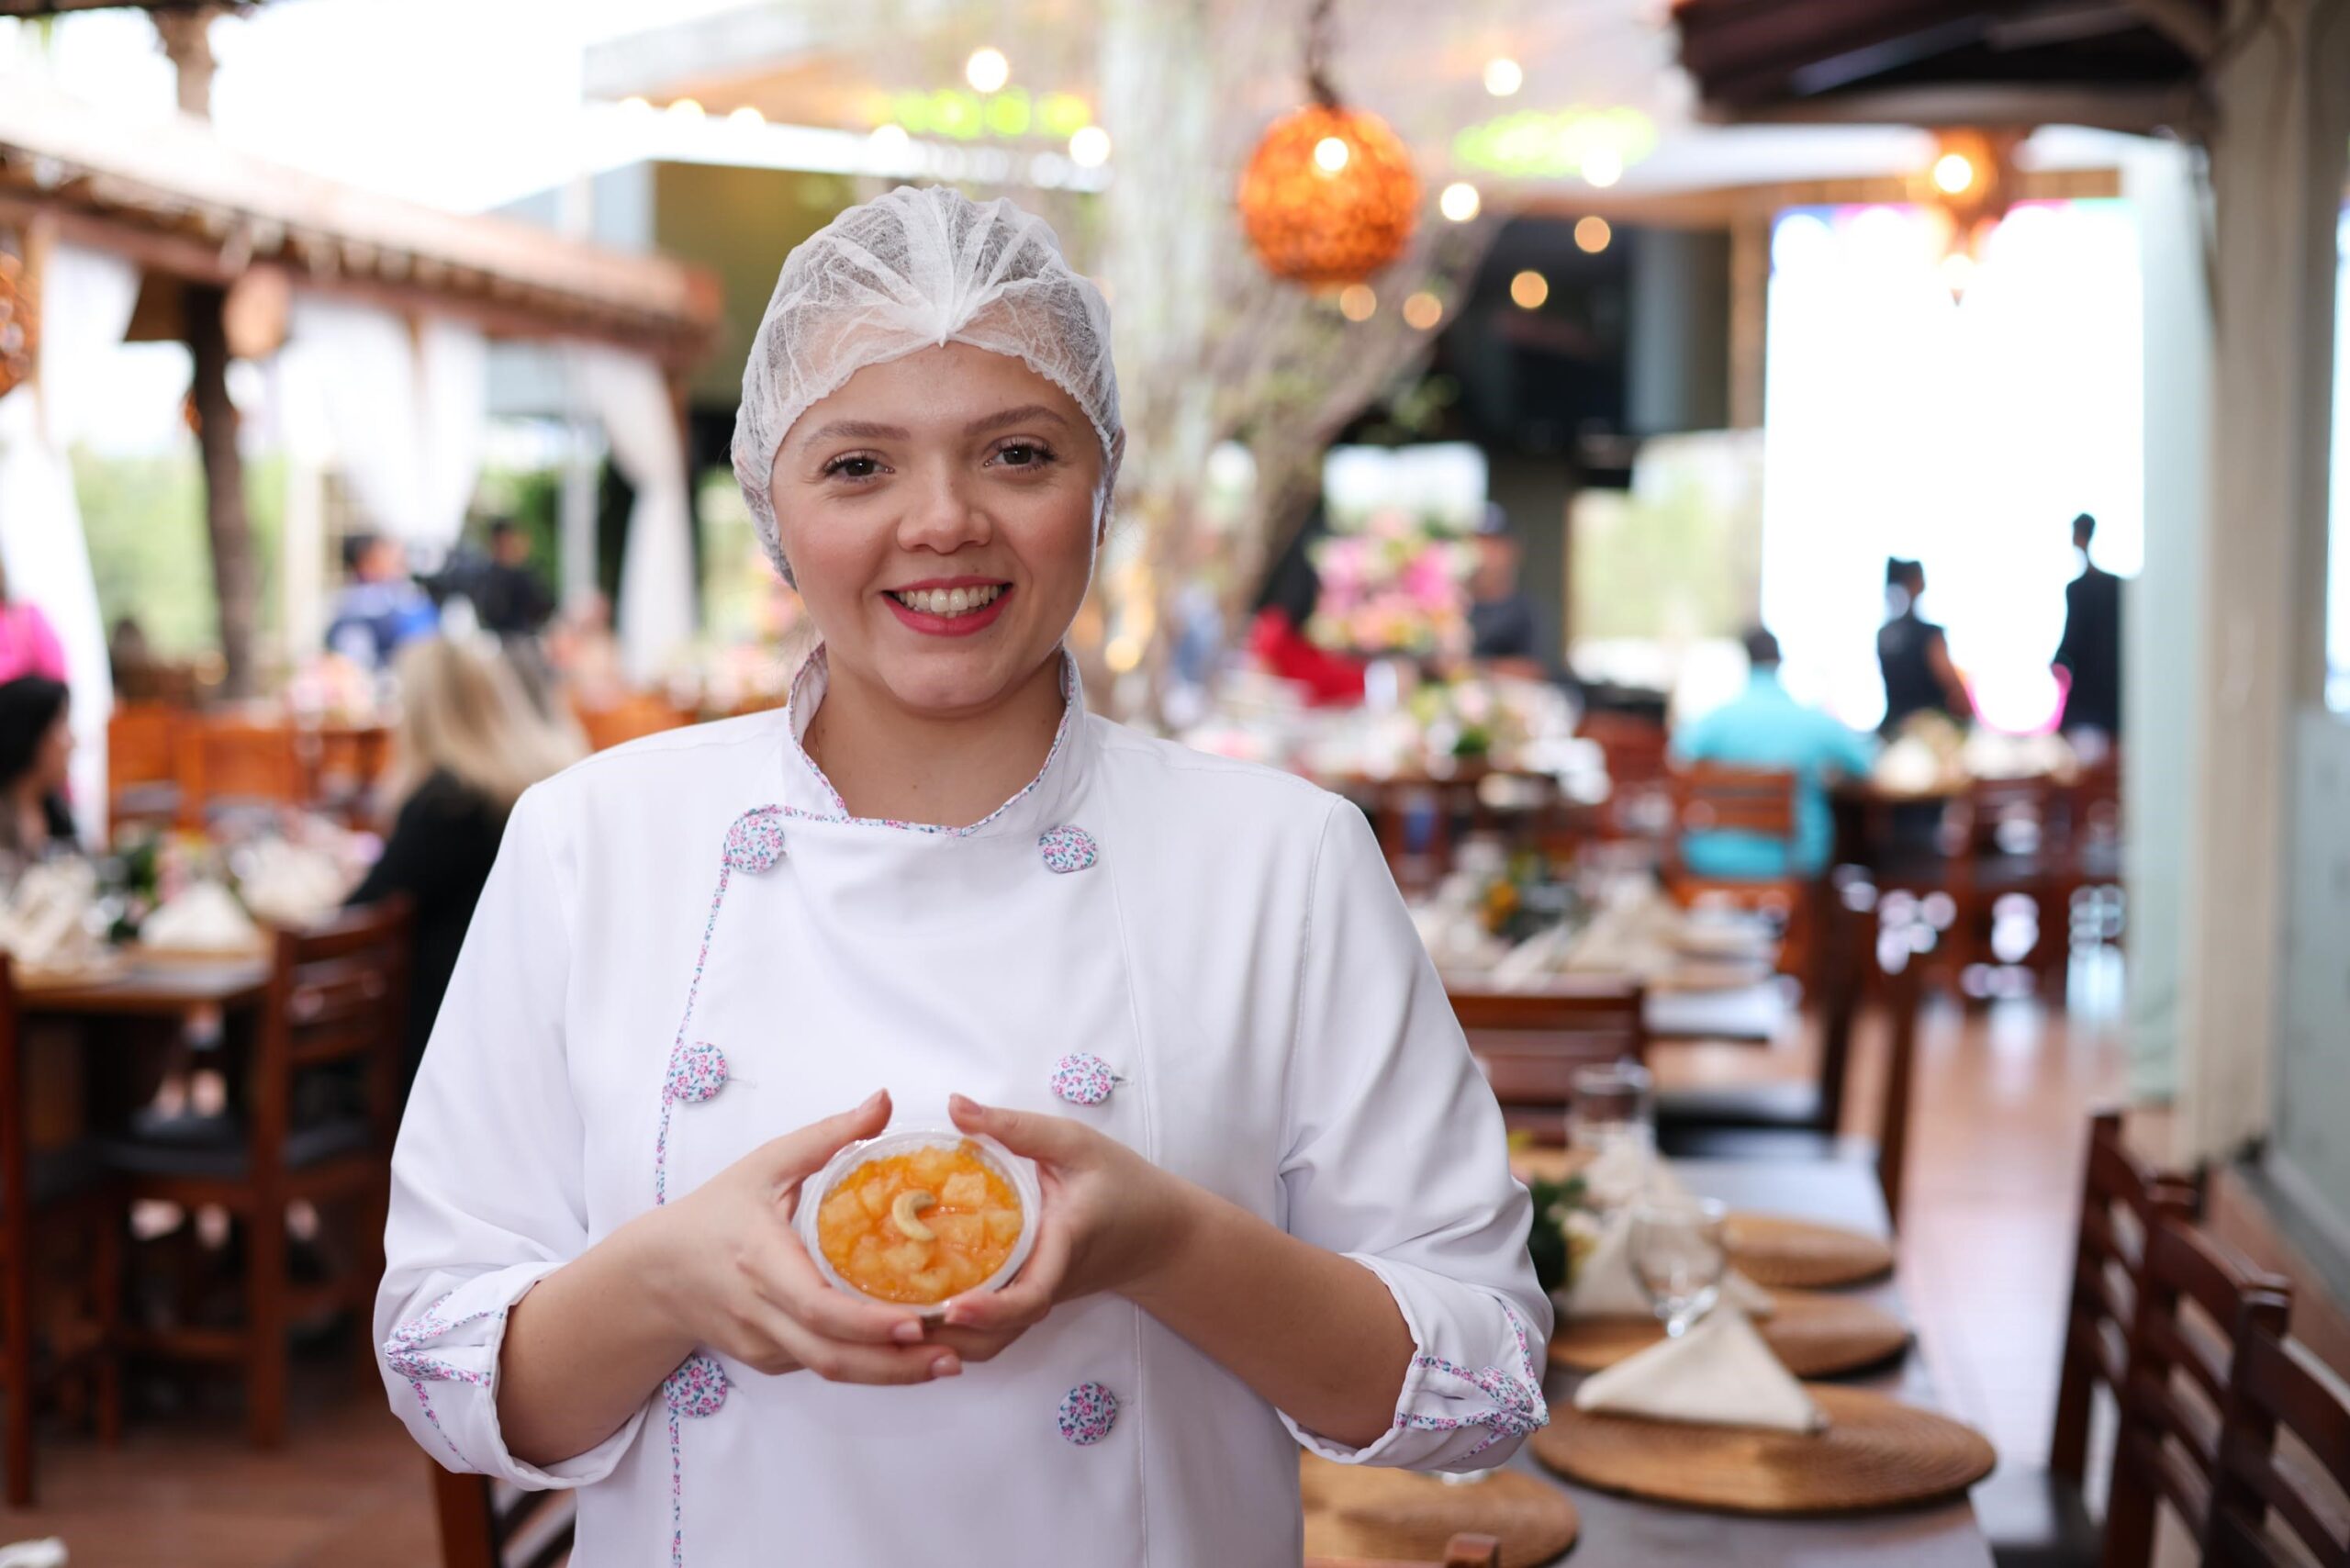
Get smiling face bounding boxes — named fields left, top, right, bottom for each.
left=771, top=342, right=1112, bottom=718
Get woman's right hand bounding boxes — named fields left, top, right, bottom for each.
left=636, top=1089, right=962, bottom=1385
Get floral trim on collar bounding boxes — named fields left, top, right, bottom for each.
left=780, top=646, right=1081, bottom=837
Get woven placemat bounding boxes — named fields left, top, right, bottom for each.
left=1302, top=1453, right=1579, bottom=1568
left=1550, top=1292, right=1911, bottom=1378
left=1529, top=1384, right=1994, bottom=1516
left=1724, top=1212, right=1895, bottom=1290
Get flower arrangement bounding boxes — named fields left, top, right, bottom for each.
left=1523, top=1166, right=1601, bottom=1294
left=1305, top=508, right=1472, bottom=660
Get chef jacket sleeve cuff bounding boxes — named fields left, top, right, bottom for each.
left=1280, top=1251, right=1550, bottom=1473
left=380, top=1260, right=647, bottom=1490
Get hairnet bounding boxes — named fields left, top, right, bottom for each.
left=731, top=185, right=1122, bottom=582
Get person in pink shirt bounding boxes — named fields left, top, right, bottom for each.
left=0, top=564, right=67, bottom=686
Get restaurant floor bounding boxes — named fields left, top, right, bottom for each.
left=3, top=959, right=2131, bottom=1567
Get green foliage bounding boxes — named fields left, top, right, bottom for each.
left=73, top=446, right=285, bottom=658
left=1524, top=1172, right=1588, bottom=1296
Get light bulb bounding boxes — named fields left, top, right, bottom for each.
left=728, top=106, right=765, bottom=128
left=870, top=123, right=912, bottom=154
left=1403, top=291, right=1443, bottom=330
left=1069, top=126, right=1111, bottom=168
left=668, top=97, right=705, bottom=119
left=1582, top=147, right=1623, bottom=188
left=1933, top=151, right=1975, bottom=195
left=1439, top=181, right=1482, bottom=222
left=1338, top=285, right=1377, bottom=322
left=1483, top=56, right=1524, bottom=96
left=1314, top=136, right=1351, bottom=173
left=1510, top=270, right=1549, bottom=309
left=1574, top=216, right=1612, bottom=253
left=966, top=48, right=1011, bottom=94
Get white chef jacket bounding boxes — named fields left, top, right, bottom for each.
left=376, top=648, right=1549, bottom=1567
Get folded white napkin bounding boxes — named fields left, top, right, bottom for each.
left=141, top=880, right=263, bottom=951
left=1573, top=1306, right=1828, bottom=1432
left=0, top=859, right=104, bottom=972
left=1557, top=1205, right=1774, bottom=1320
left=237, top=839, right=351, bottom=929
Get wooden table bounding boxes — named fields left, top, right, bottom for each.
left=1506, top=1157, right=1992, bottom=1565
left=17, top=957, right=271, bottom=1018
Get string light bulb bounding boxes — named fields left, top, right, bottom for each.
left=1069, top=126, right=1111, bottom=167
left=1483, top=56, right=1524, bottom=96
left=965, top=48, right=1010, bottom=94
left=1574, top=216, right=1612, bottom=253
left=1510, top=270, right=1549, bottom=309
left=1582, top=147, right=1623, bottom=188
left=1403, top=291, right=1443, bottom=330
left=1313, top=136, right=1351, bottom=174
left=1439, top=181, right=1482, bottom=222
left=1932, top=151, right=1976, bottom=195
left=1338, top=285, right=1377, bottom=321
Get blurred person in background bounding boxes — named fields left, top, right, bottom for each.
left=1247, top=508, right=1366, bottom=706
left=2053, top=511, right=2121, bottom=747
left=1467, top=503, right=1558, bottom=684
left=1876, top=556, right=1971, bottom=736
left=1672, top=627, right=1874, bottom=879
left=473, top=517, right=556, bottom=638
left=0, top=561, right=68, bottom=685
left=0, top=677, right=77, bottom=869
left=347, top=637, right=583, bottom=1098
left=326, top=532, right=439, bottom=671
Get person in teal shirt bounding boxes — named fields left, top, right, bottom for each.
left=1671, top=628, right=1876, bottom=879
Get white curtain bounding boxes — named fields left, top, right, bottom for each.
left=572, top=345, right=693, bottom=683
left=0, top=242, right=140, bottom=841
left=282, top=297, right=487, bottom=554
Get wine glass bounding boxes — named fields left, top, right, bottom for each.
left=1628, top=1196, right=1728, bottom=1338
left=1566, top=1059, right=1655, bottom=1208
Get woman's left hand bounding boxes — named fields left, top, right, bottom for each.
left=924, top=1093, right=1196, bottom=1361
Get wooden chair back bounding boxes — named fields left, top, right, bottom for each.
left=106, top=702, right=182, bottom=821
left=258, top=898, right=415, bottom=1169
left=1662, top=763, right=1799, bottom=885
left=1953, top=774, right=2065, bottom=862
left=2209, top=1317, right=2350, bottom=1566
left=431, top=1464, right=577, bottom=1568
left=2105, top=1214, right=2293, bottom=1567
left=1452, top=981, right=1647, bottom=1144
left=2050, top=1112, right=2199, bottom=1487
left=177, top=715, right=304, bottom=827
left=576, top=694, right=692, bottom=753
left=1306, top=1535, right=1501, bottom=1568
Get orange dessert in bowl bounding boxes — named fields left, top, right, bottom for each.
left=800, top=1132, right=1035, bottom=1309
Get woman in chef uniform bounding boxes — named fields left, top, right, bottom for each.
left=376, top=186, right=1548, bottom=1566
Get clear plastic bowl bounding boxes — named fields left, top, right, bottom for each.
left=796, top=1126, right=1040, bottom=1316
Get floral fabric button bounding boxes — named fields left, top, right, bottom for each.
left=664, top=1353, right=729, bottom=1417
left=723, top=809, right=787, bottom=873
left=666, top=1041, right=728, bottom=1104
left=1037, top=824, right=1097, bottom=875
left=1049, top=1053, right=1116, bottom=1107
left=1057, top=1381, right=1119, bottom=1445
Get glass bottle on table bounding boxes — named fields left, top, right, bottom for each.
left=1566, top=1058, right=1655, bottom=1209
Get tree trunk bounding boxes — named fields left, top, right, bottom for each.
left=186, top=284, right=256, bottom=699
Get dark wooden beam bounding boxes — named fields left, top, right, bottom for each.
left=1699, top=80, right=2203, bottom=133
left=2120, top=0, right=2221, bottom=60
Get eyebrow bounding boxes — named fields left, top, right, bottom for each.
left=798, top=404, right=1072, bottom=451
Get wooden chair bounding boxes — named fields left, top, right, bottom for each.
left=1451, top=980, right=1646, bottom=1143
left=2208, top=1314, right=2350, bottom=1566
left=301, top=723, right=391, bottom=826
left=1661, top=762, right=1816, bottom=984
left=575, top=693, right=692, bottom=753
left=106, top=701, right=184, bottom=834
left=1307, top=1535, right=1501, bottom=1568
left=2103, top=1215, right=2293, bottom=1567
left=106, top=898, right=412, bottom=1447
left=1579, top=711, right=1672, bottom=842
left=1947, top=775, right=2070, bottom=994
left=1656, top=888, right=1923, bottom=1222
left=431, top=1464, right=576, bottom=1568
left=176, top=713, right=305, bottom=828
left=0, top=955, right=121, bottom=1505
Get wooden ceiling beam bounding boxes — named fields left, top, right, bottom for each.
left=1699, top=79, right=2201, bottom=133
left=2120, top=0, right=2221, bottom=60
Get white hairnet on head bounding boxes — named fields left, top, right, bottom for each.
left=732, top=185, right=1121, bottom=582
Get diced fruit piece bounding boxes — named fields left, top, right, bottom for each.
left=939, top=1171, right=989, bottom=1209
left=983, top=1208, right=1023, bottom=1245
left=856, top=1181, right=891, bottom=1218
